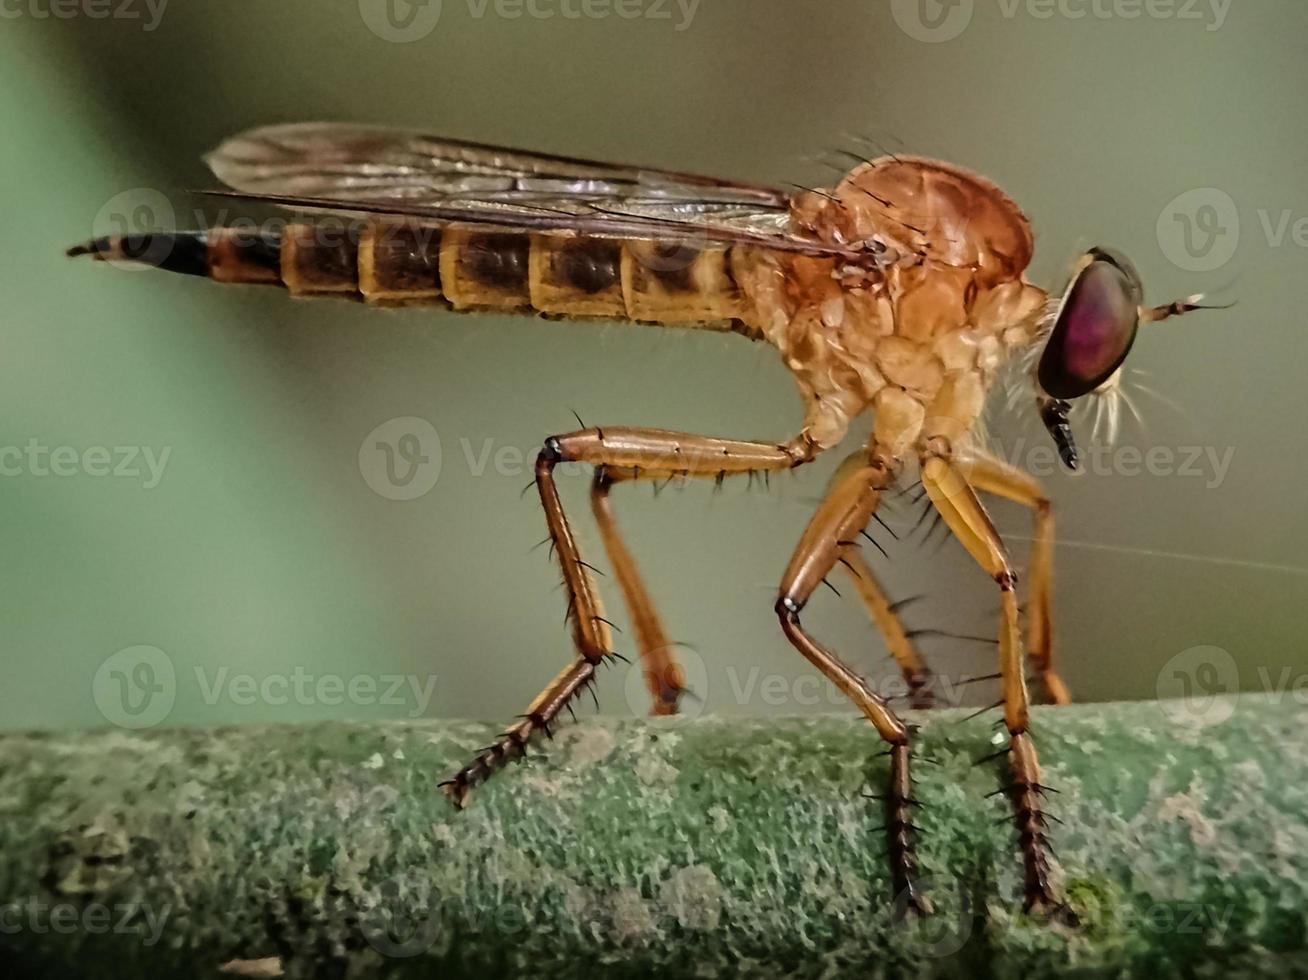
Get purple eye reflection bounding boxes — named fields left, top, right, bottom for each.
left=1038, top=250, right=1143, bottom=400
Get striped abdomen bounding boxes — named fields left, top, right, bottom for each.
left=69, top=223, right=759, bottom=336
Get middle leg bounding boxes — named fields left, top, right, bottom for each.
left=841, top=550, right=936, bottom=710
left=591, top=467, right=686, bottom=716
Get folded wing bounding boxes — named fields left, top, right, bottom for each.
left=203, top=122, right=862, bottom=257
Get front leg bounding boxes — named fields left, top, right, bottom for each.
left=440, top=427, right=814, bottom=807
left=774, top=446, right=931, bottom=915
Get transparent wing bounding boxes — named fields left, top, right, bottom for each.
left=203, top=123, right=865, bottom=257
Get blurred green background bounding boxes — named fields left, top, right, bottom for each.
left=1, top=0, right=1303, bottom=732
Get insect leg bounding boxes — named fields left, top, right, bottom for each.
left=775, top=450, right=931, bottom=916
left=439, top=660, right=602, bottom=809
left=822, top=452, right=935, bottom=709
left=839, top=550, right=935, bottom=709
left=441, top=427, right=814, bottom=807
left=591, top=468, right=684, bottom=716
left=959, top=450, right=1071, bottom=706
left=920, top=443, right=1060, bottom=914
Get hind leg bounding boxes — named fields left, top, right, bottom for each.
left=440, top=427, right=815, bottom=807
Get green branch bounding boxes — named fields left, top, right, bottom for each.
left=1, top=696, right=1305, bottom=978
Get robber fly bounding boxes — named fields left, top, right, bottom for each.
left=69, top=123, right=1221, bottom=916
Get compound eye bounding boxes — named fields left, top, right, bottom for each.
left=1038, top=254, right=1142, bottom=399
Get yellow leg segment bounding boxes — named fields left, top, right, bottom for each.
left=776, top=449, right=931, bottom=916
left=921, top=448, right=1060, bottom=914
left=959, top=450, right=1070, bottom=706
left=841, top=550, right=935, bottom=709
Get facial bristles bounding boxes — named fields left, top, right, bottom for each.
left=1141, top=294, right=1236, bottom=324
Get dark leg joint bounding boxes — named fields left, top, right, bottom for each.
left=775, top=594, right=804, bottom=622
left=539, top=437, right=566, bottom=467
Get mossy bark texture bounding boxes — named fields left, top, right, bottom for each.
left=1, top=695, right=1305, bottom=978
